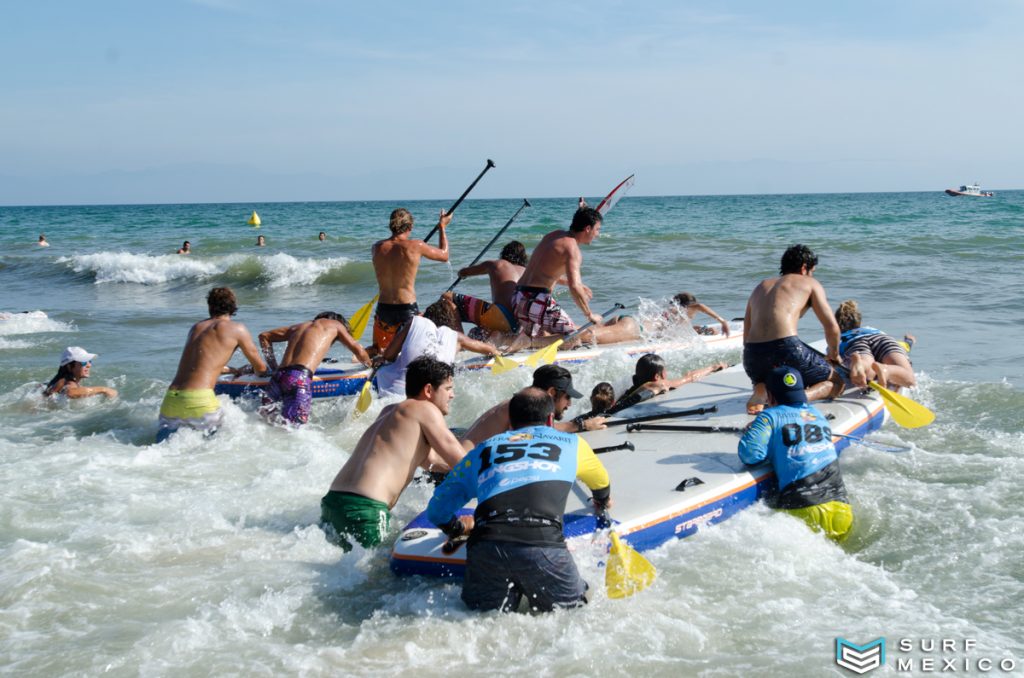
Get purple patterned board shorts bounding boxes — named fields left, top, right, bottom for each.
left=261, top=365, right=313, bottom=424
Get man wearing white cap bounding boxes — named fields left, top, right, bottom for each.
left=44, top=347, right=118, bottom=399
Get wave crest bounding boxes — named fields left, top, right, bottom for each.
left=0, top=311, right=76, bottom=336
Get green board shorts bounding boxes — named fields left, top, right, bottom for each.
left=319, top=490, right=391, bottom=551
left=784, top=500, right=854, bottom=543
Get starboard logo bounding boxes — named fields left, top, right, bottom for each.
left=836, top=638, right=886, bottom=674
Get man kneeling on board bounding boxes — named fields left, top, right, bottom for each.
left=737, top=366, right=853, bottom=543
left=257, top=312, right=372, bottom=425
left=320, top=356, right=466, bottom=551
left=427, top=387, right=612, bottom=612
left=157, top=287, right=267, bottom=443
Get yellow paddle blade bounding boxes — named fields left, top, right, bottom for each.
left=349, top=294, right=378, bottom=342
left=606, top=532, right=656, bottom=599
left=869, top=381, right=935, bottom=428
left=355, top=380, right=373, bottom=414
left=523, top=339, right=564, bottom=368
left=490, top=354, right=520, bottom=375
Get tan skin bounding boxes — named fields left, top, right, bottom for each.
left=632, top=362, right=730, bottom=397
left=517, top=224, right=602, bottom=325
left=327, top=377, right=466, bottom=507
left=45, top=362, right=118, bottom=399
left=459, top=386, right=607, bottom=451
left=845, top=331, right=917, bottom=389
left=456, top=258, right=525, bottom=309
left=170, top=315, right=267, bottom=390
left=258, top=318, right=371, bottom=373
left=372, top=211, right=451, bottom=305
left=743, top=264, right=843, bottom=413
left=379, top=297, right=501, bottom=364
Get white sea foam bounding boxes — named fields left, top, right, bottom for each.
left=0, top=310, right=75, bottom=336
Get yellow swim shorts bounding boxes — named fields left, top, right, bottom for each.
left=784, top=501, right=854, bottom=543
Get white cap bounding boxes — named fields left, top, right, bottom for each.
left=60, top=346, right=97, bottom=366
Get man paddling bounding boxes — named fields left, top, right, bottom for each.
left=320, top=356, right=466, bottom=551
left=427, top=387, right=612, bottom=612
left=738, top=367, right=853, bottom=542
left=370, top=208, right=451, bottom=352
left=257, top=312, right=372, bottom=425
left=157, top=287, right=267, bottom=442
left=742, top=244, right=843, bottom=414
left=445, top=240, right=527, bottom=340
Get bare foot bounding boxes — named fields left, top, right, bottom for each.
left=747, top=382, right=768, bottom=415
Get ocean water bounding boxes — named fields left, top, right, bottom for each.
left=1, top=192, right=1022, bottom=676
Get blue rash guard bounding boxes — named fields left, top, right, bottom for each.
left=737, top=402, right=848, bottom=509
left=427, top=425, right=610, bottom=548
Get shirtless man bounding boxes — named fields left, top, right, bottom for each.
left=742, top=245, right=844, bottom=415
left=507, top=207, right=603, bottom=349
left=257, top=312, right=372, bottom=425
left=459, top=364, right=607, bottom=451
left=320, top=356, right=466, bottom=551
left=177, top=241, right=191, bottom=255
left=156, top=287, right=267, bottom=442
left=446, top=240, right=527, bottom=338
left=371, top=208, right=451, bottom=352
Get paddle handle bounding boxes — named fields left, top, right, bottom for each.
left=626, top=423, right=746, bottom=434
left=423, top=159, right=496, bottom=243
left=446, top=198, right=530, bottom=293
left=606, top=405, right=718, bottom=428
left=594, top=441, right=635, bottom=455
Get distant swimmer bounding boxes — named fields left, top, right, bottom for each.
left=611, top=353, right=728, bottom=414
left=177, top=241, right=191, bottom=255
left=742, top=244, right=843, bottom=415
left=835, top=299, right=916, bottom=389
left=38, top=234, right=49, bottom=247
left=320, top=356, right=466, bottom=551
left=427, top=387, right=612, bottom=612
left=43, top=346, right=118, bottom=399
left=374, top=297, right=499, bottom=398
left=256, top=235, right=266, bottom=247
left=370, top=208, right=451, bottom=352
left=447, top=240, right=528, bottom=340
left=318, top=231, right=327, bottom=242
left=507, top=207, right=603, bottom=349
left=738, top=367, right=853, bottom=543
left=668, top=292, right=731, bottom=336
left=257, top=312, right=372, bottom=426
left=156, top=287, right=267, bottom=443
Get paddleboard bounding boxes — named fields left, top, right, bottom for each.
left=215, top=323, right=744, bottom=400
left=389, top=355, right=886, bottom=578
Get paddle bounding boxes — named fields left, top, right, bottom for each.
left=625, top=423, right=912, bottom=453
left=422, top=159, right=497, bottom=244
left=594, top=441, right=635, bottom=455
left=348, top=293, right=378, bottom=342
left=445, top=198, right=531, bottom=293
left=837, top=365, right=935, bottom=429
left=596, top=510, right=656, bottom=599
left=491, top=303, right=626, bottom=374
left=355, top=364, right=381, bottom=415
left=606, top=405, right=718, bottom=428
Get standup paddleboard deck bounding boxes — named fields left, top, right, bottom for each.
left=389, top=360, right=886, bottom=578
left=214, top=325, right=743, bottom=400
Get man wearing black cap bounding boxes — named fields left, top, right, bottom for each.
left=458, top=364, right=607, bottom=451
left=737, top=366, right=853, bottom=542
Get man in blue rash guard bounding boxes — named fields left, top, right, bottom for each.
left=737, top=366, right=853, bottom=542
left=427, top=387, right=612, bottom=612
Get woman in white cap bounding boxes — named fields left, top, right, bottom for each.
left=43, top=347, right=118, bottom=399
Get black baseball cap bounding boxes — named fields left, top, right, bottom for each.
left=767, top=366, right=808, bottom=405
left=531, top=364, right=584, bottom=399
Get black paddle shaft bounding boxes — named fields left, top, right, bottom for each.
left=625, top=423, right=746, bottom=434
left=423, top=159, right=496, bottom=243
left=445, top=198, right=530, bottom=293
left=606, top=405, right=718, bottom=428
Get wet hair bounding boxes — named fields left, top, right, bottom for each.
left=423, top=299, right=461, bottom=332
left=389, top=208, right=414, bottom=235
left=405, top=356, right=454, bottom=398
left=182, top=241, right=191, bottom=247
left=207, top=287, right=238, bottom=317
left=315, top=311, right=351, bottom=332
left=318, top=231, right=326, bottom=237
left=570, top=207, right=602, bottom=233
left=590, top=382, right=616, bottom=414
left=632, top=353, right=667, bottom=388
left=500, top=241, right=528, bottom=266
left=780, top=244, right=818, bottom=275
left=835, top=300, right=862, bottom=332
left=673, top=292, right=698, bottom=307
left=39, top=234, right=46, bottom=241
left=44, top=363, right=78, bottom=396
left=509, top=387, right=555, bottom=428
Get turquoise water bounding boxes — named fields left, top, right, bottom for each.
left=1, top=192, right=1022, bottom=675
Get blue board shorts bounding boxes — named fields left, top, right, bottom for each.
left=743, top=336, right=833, bottom=386
left=462, top=540, right=588, bottom=613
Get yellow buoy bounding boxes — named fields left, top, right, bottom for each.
left=248, top=211, right=261, bottom=227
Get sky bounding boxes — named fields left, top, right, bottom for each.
left=1, top=0, right=1022, bottom=205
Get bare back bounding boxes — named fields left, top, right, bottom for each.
left=517, top=230, right=579, bottom=291
left=329, top=400, right=463, bottom=507
left=459, top=399, right=511, bottom=451
left=170, top=317, right=264, bottom=390
left=489, top=260, right=525, bottom=308
left=373, top=238, right=426, bottom=304
left=744, top=273, right=839, bottom=355
left=279, top=319, right=365, bottom=370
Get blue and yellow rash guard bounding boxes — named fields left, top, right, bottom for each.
left=737, top=402, right=848, bottom=509
left=427, top=426, right=611, bottom=548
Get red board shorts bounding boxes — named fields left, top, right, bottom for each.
left=510, top=286, right=576, bottom=338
